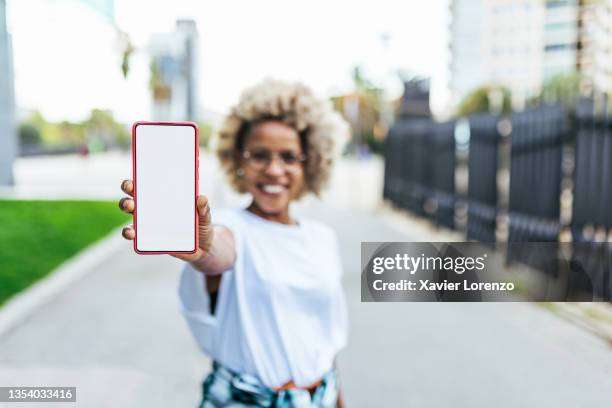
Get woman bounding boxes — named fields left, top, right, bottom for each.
left=118, top=79, right=349, bottom=407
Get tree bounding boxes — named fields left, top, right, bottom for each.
left=197, top=121, right=213, bottom=149
left=85, top=109, right=130, bottom=149
left=149, top=60, right=172, bottom=102
left=341, top=65, right=387, bottom=154
left=117, top=30, right=134, bottom=78
left=18, top=123, right=41, bottom=147
left=457, top=85, right=512, bottom=117
left=537, top=72, right=582, bottom=107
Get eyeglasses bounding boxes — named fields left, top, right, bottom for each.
left=242, top=149, right=306, bottom=170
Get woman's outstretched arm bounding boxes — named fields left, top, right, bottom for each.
left=189, top=224, right=235, bottom=275
left=118, top=180, right=236, bottom=276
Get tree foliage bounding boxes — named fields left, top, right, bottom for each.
left=196, top=121, right=213, bottom=149
left=18, top=124, right=41, bottom=147
left=457, top=85, right=512, bottom=117
left=333, top=65, right=386, bottom=154
left=535, top=72, right=582, bottom=107
left=18, top=110, right=129, bottom=150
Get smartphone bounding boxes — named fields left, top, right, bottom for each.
left=132, top=121, right=199, bottom=254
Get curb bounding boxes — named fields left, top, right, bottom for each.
left=0, top=226, right=127, bottom=337
left=544, top=302, right=612, bottom=347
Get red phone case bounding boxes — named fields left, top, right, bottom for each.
left=131, top=121, right=199, bottom=255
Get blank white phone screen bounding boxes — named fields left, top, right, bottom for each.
left=135, top=124, right=196, bottom=252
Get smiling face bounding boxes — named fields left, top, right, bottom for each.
left=240, top=121, right=305, bottom=223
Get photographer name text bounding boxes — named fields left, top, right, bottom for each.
left=372, top=279, right=515, bottom=292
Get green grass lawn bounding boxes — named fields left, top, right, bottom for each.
left=0, top=200, right=130, bottom=306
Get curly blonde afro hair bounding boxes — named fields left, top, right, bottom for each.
left=216, top=78, right=348, bottom=197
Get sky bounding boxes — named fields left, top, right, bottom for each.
left=6, top=0, right=450, bottom=123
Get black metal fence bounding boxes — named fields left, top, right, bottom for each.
left=569, top=99, right=612, bottom=298
left=506, top=105, right=566, bottom=275
left=383, top=118, right=455, bottom=229
left=383, top=99, right=612, bottom=300
left=507, top=105, right=566, bottom=241
left=572, top=99, right=612, bottom=238
left=466, top=113, right=501, bottom=242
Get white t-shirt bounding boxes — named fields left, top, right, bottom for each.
left=178, top=208, right=349, bottom=388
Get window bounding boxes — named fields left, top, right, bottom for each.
left=545, top=22, right=576, bottom=30
left=546, top=0, right=576, bottom=8
left=545, top=43, right=576, bottom=51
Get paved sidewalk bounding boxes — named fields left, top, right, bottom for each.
left=306, top=204, right=612, bottom=408
left=1, top=203, right=612, bottom=407
left=0, top=251, right=206, bottom=407
left=0, top=153, right=611, bottom=407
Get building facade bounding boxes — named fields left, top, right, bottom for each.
left=450, top=0, right=546, bottom=110
left=149, top=19, right=199, bottom=122
left=543, top=0, right=579, bottom=79
left=0, top=0, right=16, bottom=186
left=449, top=0, right=486, bottom=107
left=449, top=0, right=612, bottom=111
left=576, top=0, right=612, bottom=94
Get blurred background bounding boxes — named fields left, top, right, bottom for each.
left=0, top=0, right=611, bottom=407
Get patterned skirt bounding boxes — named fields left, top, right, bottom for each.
left=199, top=361, right=338, bottom=408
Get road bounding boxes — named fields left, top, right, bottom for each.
left=0, top=152, right=611, bottom=407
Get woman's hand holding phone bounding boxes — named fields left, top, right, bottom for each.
left=118, top=179, right=213, bottom=263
